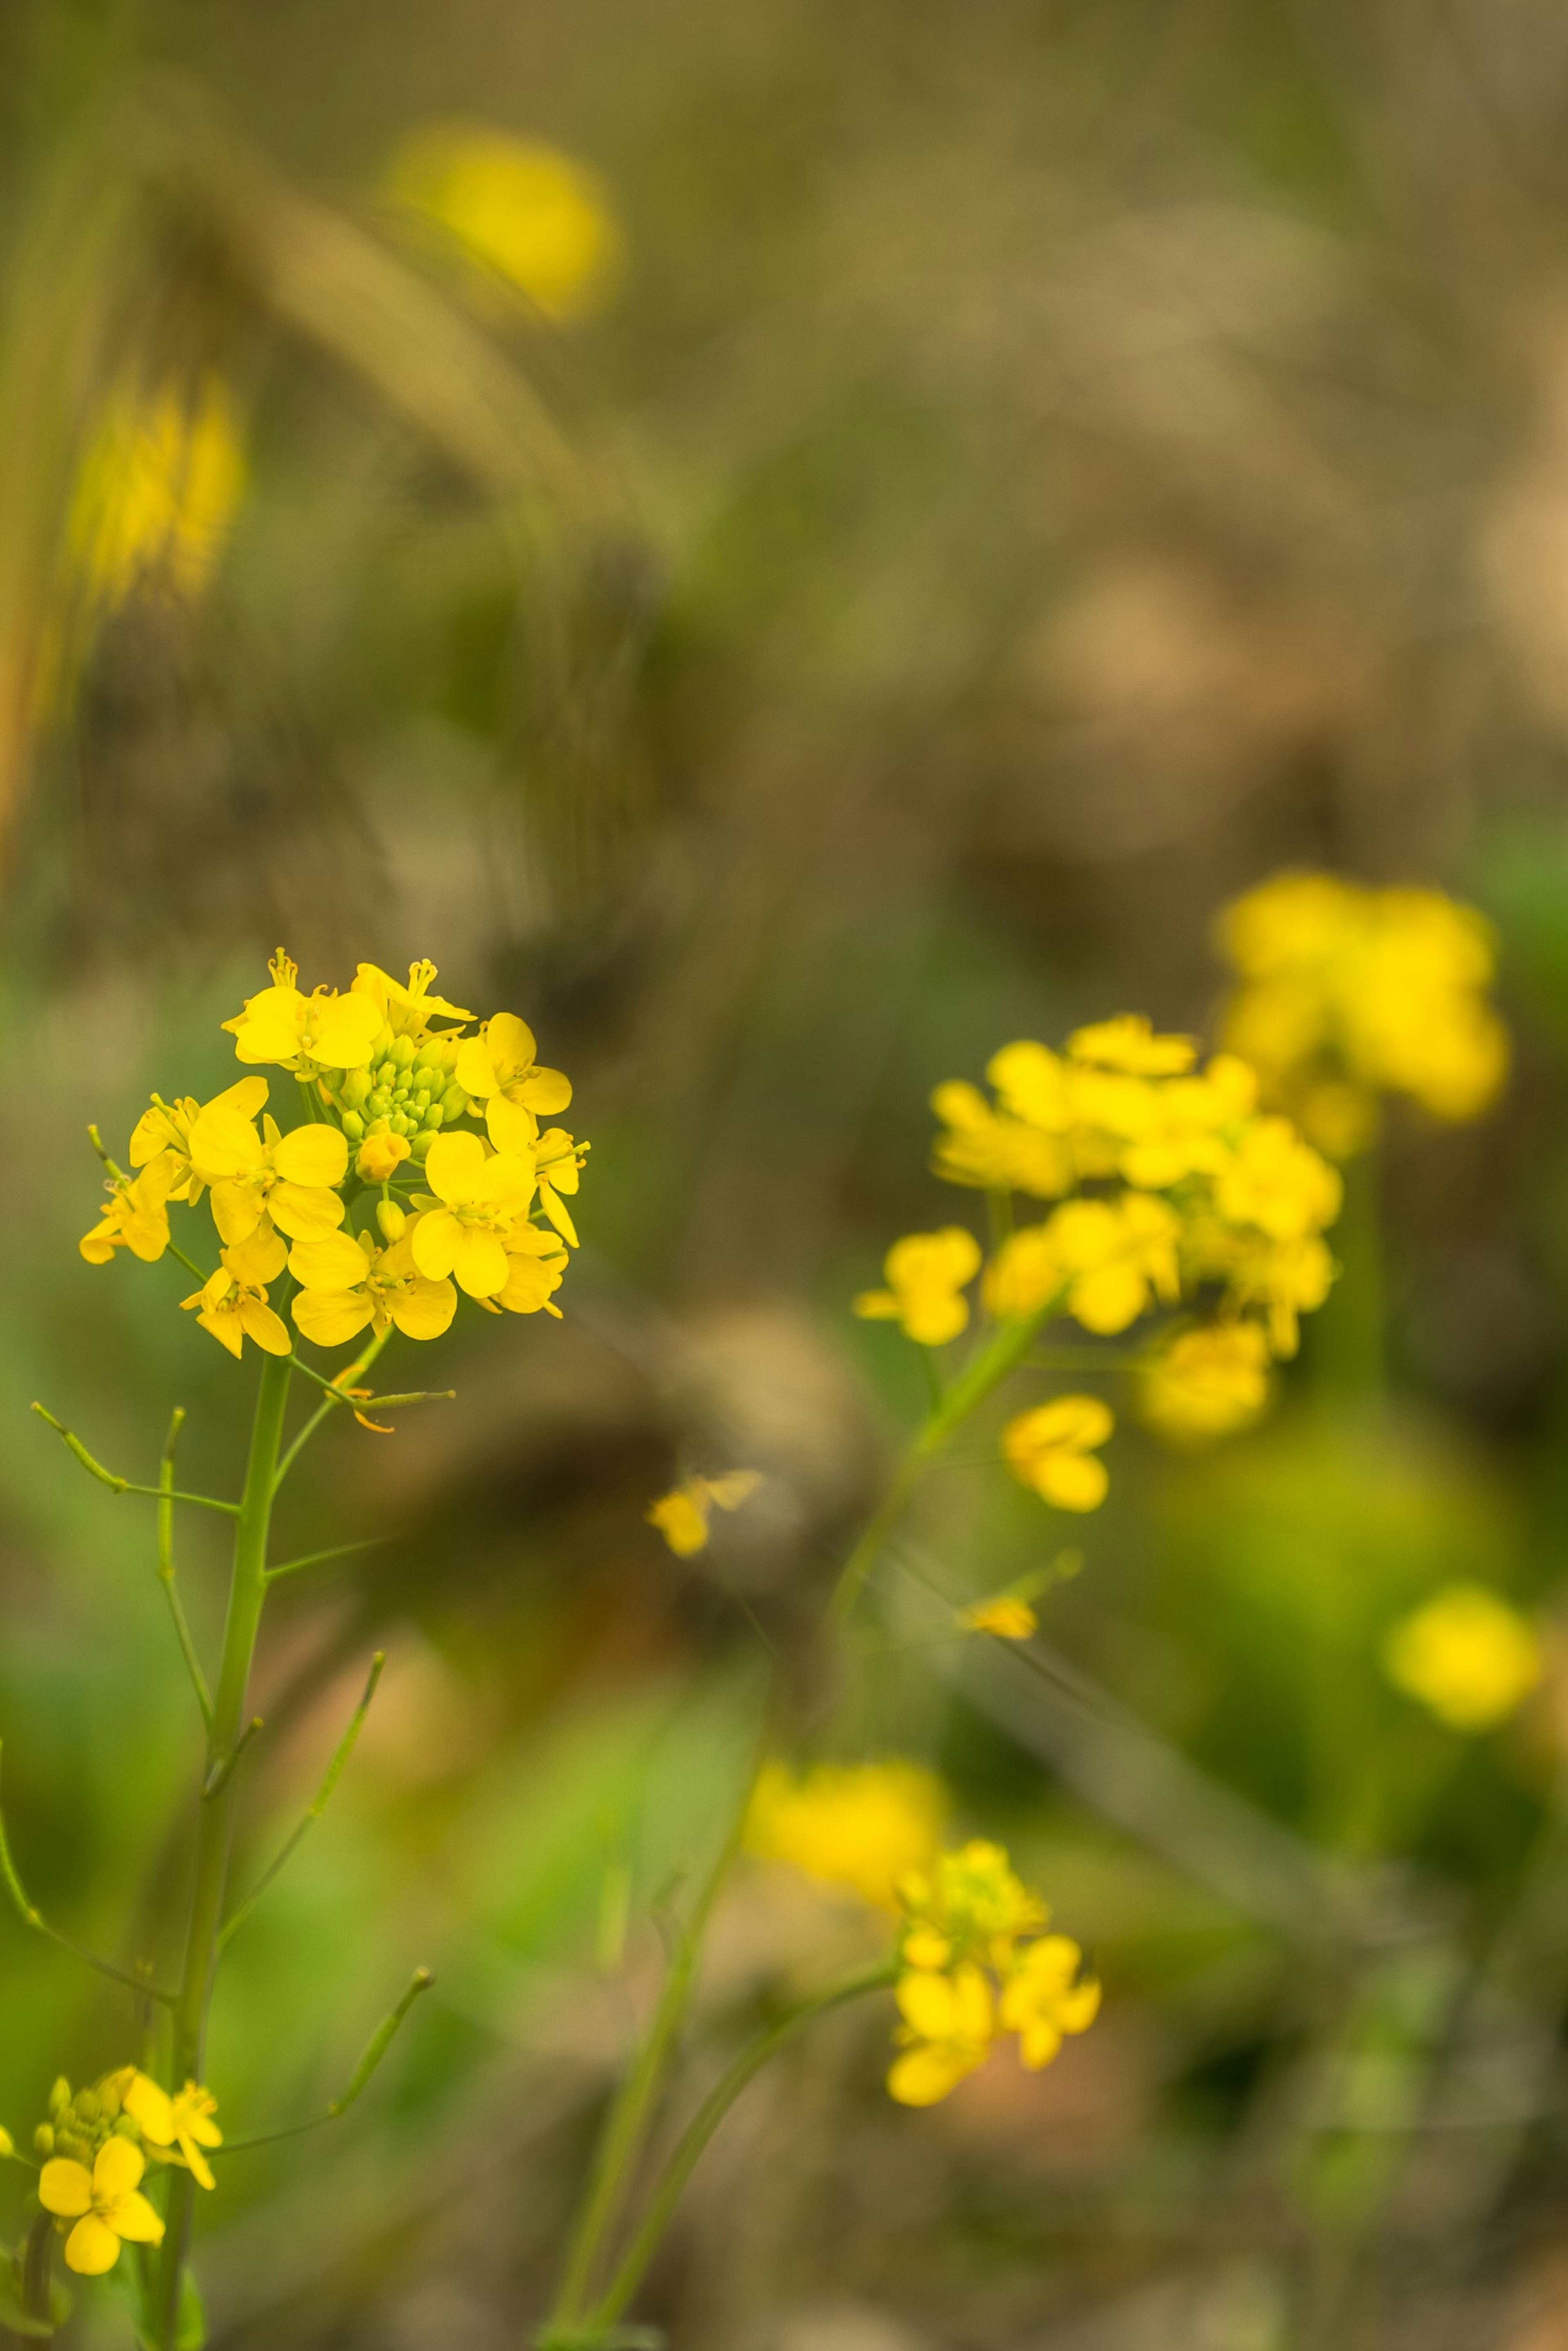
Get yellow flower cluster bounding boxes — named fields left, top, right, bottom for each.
left=81, top=952, right=588, bottom=1358
left=889, top=1842, right=1099, bottom=2105
left=1137, top=1321, right=1272, bottom=1446
left=31, top=2070, right=219, bottom=2276
left=387, top=124, right=623, bottom=320
left=1383, top=1585, right=1543, bottom=1734
left=745, top=1759, right=948, bottom=1912
left=1218, top=873, right=1509, bottom=1155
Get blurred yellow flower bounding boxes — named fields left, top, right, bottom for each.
left=1067, top=1014, right=1197, bottom=1076
left=1213, top=1115, right=1342, bottom=1241
left=69, top=375, right=245, bottom=610
left=1139, top=1322, right=1272, bottom=1445
left=746, top=1759, right=947, bottom=1910
left=121, top=2074, right=221, bottom=2192
left=931, top=1078, right=1072, bottom=1196
left=854, top=1227, right=981, bottom=1346
left=224, top=950, right=384, bottom=1072
left=958, top=1594, right=1038, bottom=1640
left=39, top=2136, right=164, bottom=2275
left=1045, top=1192, right=1181, bottom=1334
left=888, top=1963, right=995, bottom=2106
left=388, top=124, right=623, bottom=320
left=1002, top=1396, right=1113, bottom=1510
left=1218, top=873, right=1509, bottom=1153
left=998, top=1935, right=1101, bottom=2068
left=290, top=1228, right=457, bottom=1347
left=898, top=1840, right=1046, bottom=1973
left=646, top=1470, right=762, bottom=1556
left=1383, top=1584, right=1542, bottom=1733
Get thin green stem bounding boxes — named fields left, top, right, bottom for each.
left=154, top=1351, right=292, bottom=2349
left=22, top=2207, right=53, bottom=2329
left=590, top=1962, right=896, bottom=2330
left=214, top=1967, right=434, bottom=2151
left=157, top=1409, right=212, bottom=1728
left=219, top=1653, right=385, bottom=1949
left=0, top=1738, right=175, bottom=2004
left=265, top=1537, right=387, bottom=1584
left=32, top=1404, right=239, bottom=1514
left=824, top=1294, right=1063, bottom=1632
left=165, top=1239, right=212, bottom=1286
left=201, top=1715, right=264, bottom=1799
left=271, top=1328, right=393, bottom=1494
left=549, top=1746, right=767, bottom=2326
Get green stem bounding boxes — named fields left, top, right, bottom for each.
left=153, top=1351, right=292, bottom=2349
left=22, top=2206, right=53, bottom=2329
left=1310, top=1144, right=1385, bottom=1401
left=156, top=1409, right=212, bottom=1728
left=271, top=1328, right=393, bottom=1495
left=589, top=1962, right=895, bottom=2331
left=825, top=1296, right=1061, bottom=1632
left=219, top=1653, right=385, bottom=1949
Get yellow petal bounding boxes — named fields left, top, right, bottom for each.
left=895, top=1972, right=960, bottom=2039
left=189, top=1104, right=263, bottom=1181
left=209, top=1075, right=270, bottom=1121
left=289, top=1230, right=372, bottom=1290
left=272, top=1124, right=349, bottom=1188
left=267, top=1182, right=346, bottom=1241
left=122, top=2073, right=174, bottom=2144
left=197, top=1305, right=245, bottom=1358
left=519, top=1065, right=572, bottom=1114
left=540, top=1186, right=580, bottom=1247
left=886, top=2046, right=973, bottom=2107
left=485, top=1010, right=538, bottom=1073
left=646, top=1489, right=710, bottom=1556
left=175, top=2133, right=216, bottom=2193
left=63, top=2215, right=122, bottom=2275
left=39, top=2157, right=94, bottom=2218
left=208, top=1180, right=262, bottom=1248
left=94, top=2137, right=145, bottom=2198
left=226, top=1222, right=287, bottom=1285
left=390, top=1277, right=458, bottom=1340
left=292, top=1288, right=376, bottom=1348
left=485, top=1093, right=539, bottom=1155
left=238, top=1298, right=293, bottom=1355
left=424, top=1130, right=486, bottom=1204
left=454, top=1036, right=499, bottom=1098
left=1036, top=1455, right=1109, bottom=1512
left=1018, top=2021, right=1064, bottom=2070
left=306, top=994, right=383, bottom=1068
left=106, top=2187, right=165, bottom=2242
left=411, top=1207, right=462, bottom=1280
left=452, top=1227, right=510, bottom=1298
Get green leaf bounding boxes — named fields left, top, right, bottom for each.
left=0, top=2275, right=71, bottom=2338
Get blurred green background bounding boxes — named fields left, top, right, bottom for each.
left=9, top=2, right=1568, bottom=2346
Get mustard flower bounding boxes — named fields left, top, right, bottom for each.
left=646, top=1470, right=763, bottom=1557
left=1002, top=1396, right=1113, bottom=1512
left=223, top=950, right=384, bottom=1071
left=1213, top=1115, right=1342, bottom=1243
left=409, top=1132, right=537, bottom=1297
left=39, top=2137, right=164, bottom=2275
left=998, top=1936, right=1102, bottom=2068
left=120, top=2073, right=222, bottom=2191
left=486, top=1223, right=570, bottom=1318
left=1383, top=1585, right=1543, bottom=1733
left=1139, top=1322, right=1272, bottom=1444
left=181, top=1252, right=291, bottom=1359
left=898, top=1841, right=1047, bottom=1973
left=69, top=374, right=244, bottom=610
left=930, top=1079, right=1073, bottom=1197
left=532, top=1125, right=588, bottom=1246
left=888, top=1964, right=996, bottom=2106
left=129, top=1075, right=269, bottom=1204
left=356, top=1131, right=411, bottom=1183
left=1066, top=1014, right=1197, bottom=1077
left=959, top=1595, right=1038, bottom=1640
left=454, top=1012, right=572, bottom=1156
left=745, top=1759, right=946, bottom=1910
left=188, top=1099, right=348, bottom=1250
left=351, top=958, right=471, bottom=1042
left=854, top=1228, right=982, bottom=1346
left=1043, top=1193, right=1180, bottom=1334
left=289, top=1229, right=457, bottom=1347
left=1118, top=1055, right=1258, bottom=1190
left=79, top=1155, right=184, bottom=1266
left=387, top=124, right=623, bottom=320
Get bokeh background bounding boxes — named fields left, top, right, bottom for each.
left=9, top=3, right=1568, bottom=2346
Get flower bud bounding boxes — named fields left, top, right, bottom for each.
left=342, top=1111, right=365, bottom=1143
left=341, top=1067, right=373, bottom=1110
left=367, top=1089, right=393, bottom=1119
left=112, top=2114, right=139, bottom=2139
left=56, top=2133, right=92, bottom=2166
left=371, top=1024, right=395, bottom=1058
left=32, top=2125, right=53, bottom=2158
left=391, top=1036, right=418, bottom=1071
left=423, top=1102, right=445, bottom=1131
left=376, top=1200, right=408, bottom=1242
left=439, top=1086, right=468, bottom=1123
left=98, top=2077, right=122, bottom=2122
left=410, top=1129, right=434, bottom=1160
left=74, top=2089, right=101, bottom=2125
left=48, top=2080, right=70, bottom=2120
left=413, top=1040, right=444, bottom=1072
left=356, top=1133, right=411, bottom=1183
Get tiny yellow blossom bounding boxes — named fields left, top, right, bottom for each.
left=1067, top=1014, right=1197, bottom=1076
left=484, top=1223, right=570, bottom=1318
left=409, top=1131, right=537, bottom=1298
left=356, top=1131, right=411, bottom=1183
left=181, top=1254, right=292, bottom=1360
left=982, top=1223, right=1064, bottom=1322
left=79, top=1155, right=183, bottom=1266
left=1383, top=1585, right=1543, bottom=1733
left=532, top=1125, right=588, bottom=1246
left=930, top=1079, right=1073, bottom=1197
left=69, top=375, right=245, bottom=610
left=1214, top=1116, right=1341, bottom=1242
left=888, top=1964, right=995, bottom=2106
left=454, top=1012, right=572, bottom=1157
left=745, top=1759, right=947, bottom=1909
left=290, top=1229, right=457, bottom=1347
left=1140, top=1322, right=1272, bottom=1444
left=898, top=1840, right=1047, bottom=1971
left=998, top=1935, right=1101, bottom=2068
left=350, top=958, right=471, bottom=1042
left=39, top=2137, right=164, bottom=2275
left=646, top=1470, right=763, bottom=1556
left=854, top=1227, right=981, bottom=1346
left=1045, top=1193, right=1181, bottom=1334
left=387, top=124, right=623, bottom=320
left=223, top=950, right=384, bottom=1072
left=121, top=2074, right=221, bottom=2192
left=959, top=1595, right=1038, bottom=1640
left=1002, top=1396, right=1113, bottom=1512
left=189, top=1100, right=348, bottom=1250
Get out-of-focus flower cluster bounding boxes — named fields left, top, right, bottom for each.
left=854, top=1013, right=1343, bottom=1487
left=80, top=952, right=588, bottom=1359
left=386, top=123, right=623, bottom=321
left=16, top=2070, right=220, bottom=2277
left=746, top=1759, right=948, bottom=1911
left=1218, top=873, right=1509, bottom=1158
left=1383, top=1584, right=1542, bottom=1734
left=69, top=375, right=245, bottom=614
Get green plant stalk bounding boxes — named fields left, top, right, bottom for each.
left=589, top=1961, right=896, bottom=2331
left=826, top=1293, right=1063, bottom=1631
left=152, top=1351, right=292, bottom=2350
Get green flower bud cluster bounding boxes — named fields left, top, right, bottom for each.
left=33, top=2075, right=139, bottom=2166
left=336, top=1035, right=467, bottom=1161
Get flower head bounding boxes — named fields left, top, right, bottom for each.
left=1139, top=1322, right=1272, bottom=1445
left=998, top=1935, right=1102, bottom=2068
left=120, top=2073, right=222, bottom=2192
left=1067, top=1014, right=1197, bottom=1077
left=290, top=1229, right=457, bottom=1348
left=959, top=1594, right=1038, bottom=1640
left=1002, top=1396, right=1113, bottom=1512
left=79, top=1153, right=184, bottom=1266
left=409, top=1131, right=537, bottom=1298
left=646, top=1470, right=762, bottom=1556
left=888, top=1964, right=995, bottom=2106
left=745, top=1759, right=947, bottom=1910
left=351, top=959, right=471, bottom=1042
left=223, top=950, right=384, bottom=1072
left=1383, top=1585, right=1542, bottom=1733
left=455, top=1012, right=572, bottom=1156
left=181, top=1251, right=292, bottom=1359
left=854, top=1228, right=982, bottom=1347
left=40, top=2137, right=164, bottom=2275
left=69, top=374, right=244, bottom=610
left=189, top=1099, right=348, bottom=1250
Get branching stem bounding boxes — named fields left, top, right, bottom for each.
left=219, top=1653, right=385, bottom=1949
left=214, top=1968, right=434, bottom=2152
left=0, top=1739, right=175, bottom=2005
left=32, top=1404, right=239, bottom=1516
left=157, top=1409, right=212, bottom=1727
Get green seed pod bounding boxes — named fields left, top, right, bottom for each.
left=439, top=1085, right=468, bottom=1123
left=32, top=2125, right=53, bottom=2158
left=341, top=1111, right=365, bottom=1143
left=367, top=1089, right=392, bottom=1119
left=391, top=1036, right=418, bottom=1071
left=48, top=2081, right=70, bottom=2120
left=74, top=2090, right=101, bottom=2126
left=341, top=1067, right=372, bottom=1110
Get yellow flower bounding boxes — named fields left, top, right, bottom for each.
left=1067, top=1014, right=1196, bottom=1076
left=128, top=1076, right=270, bottom=1204
left=1383, top=1585, right=1543, bottom=1734
left=745, top=1759, right=947, bottom=1910
left=887, top=1964, right=996, bottom=2106
left=930, top=1080, right=1073, bottom=1197
left=854, top=1227, right=981, bottom=1346
left=120, top=2074, right=222, bottom=2192
left=387, top=124, right=623, bottom=320
left=1045, top=1193, right=1180, bottom=1334
left=532, top=1125, right=588, bottom=1247
left=454, top=1012, right=572, bottom=1156
left=1213, top=1116, right=1341, bottom=1242
left=1139, top=1322, right=1272, bottom=1445
left=356, top=1131, right=411, bottom=1183
left=998, top=1936, right=1101, bottom=2068
left=981, top=1224, right=1064, bottom=1322
left=898, top=1840, right=1047, bottom=1971
left=223, top=950, right=384, bottom=1072
left=646, top=1471, right=763, bottom=1557
left=350, top=958, right=471, bottom=1042
left=69, top=375, right=244, bottom=610
left=1118, top=1055, right=1258, bottom=1190
left=180, top=1252, right=292, bottom=1359
left=409, top=1132, right=537, bottom=1297
left=289, top=1229, right=457, bottom=1348
left=483, top=1223, right=570, bottom=1318
left=39, top=2137, right=164, bottom=2275
left=188, top=1100, right=348, bottom=1250
left=1002, top=1396, right=1113, bottom=1511
left=1218, top=1232, right=1334, bottom=1359
left=958, top=1595, right=1038, bottom=1640
left=79, top=1154, right=184, bottom=1266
